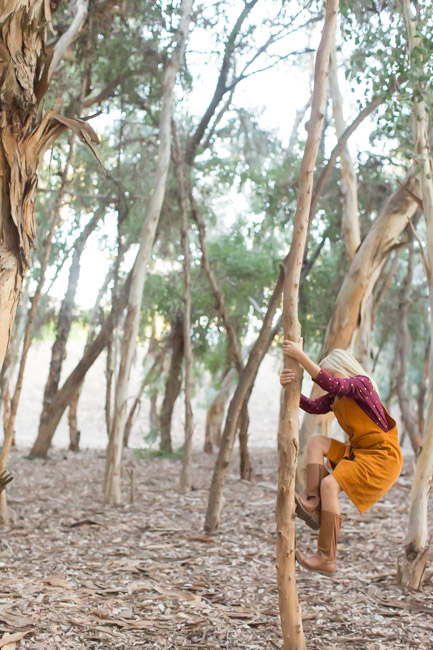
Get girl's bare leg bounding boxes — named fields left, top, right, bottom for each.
left=305, top=434, right=333, bottom=464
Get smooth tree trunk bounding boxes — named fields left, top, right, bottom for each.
left=395, top=243, right=421, bottom=453
left=277, top=3, right=338, bottom=648
left=104, top=0, right=193, bottom=505
left=417, top=339, right=429, bottom=436
left=398, top=0, right=433, bottom=589
left=328, top=46, right=361, bottom=262
left=160, top=318, right=184, bottom=454
left=105, top=329, right=114, bottom=437
left=173, top=129, right=195, bottom=492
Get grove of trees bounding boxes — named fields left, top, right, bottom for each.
left=1, top=1, right=433, bottom=648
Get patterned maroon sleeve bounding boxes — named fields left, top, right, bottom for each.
left=313, top=369, right=367, bottom=398
left=300, top=393, right=334, bottom=414
left=313, top=369, right=389, bottom=430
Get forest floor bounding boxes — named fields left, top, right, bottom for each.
left=1, top=446, right=432, bottom=650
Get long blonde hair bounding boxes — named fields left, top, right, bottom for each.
left=319, top=348, right=380, bottom=394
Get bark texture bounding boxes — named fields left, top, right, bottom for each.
left=3, top=137, right=75, bottom=460
left=104, top=0, right=193, bottom=505
left=173, top=128, right=195, bottom=492
left=160, top=318, right=184, bottom=455
left=0, top=2, right=100, bottom=515
left=277, top=2, right=338, bottom=648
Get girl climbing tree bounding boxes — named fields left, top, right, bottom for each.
left=281, top=344, right=403, bottom=576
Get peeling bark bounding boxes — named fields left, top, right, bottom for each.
left=3, top=135, right=76, bottom=464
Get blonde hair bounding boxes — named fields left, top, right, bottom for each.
left=319, top=348, right=380, bottom=394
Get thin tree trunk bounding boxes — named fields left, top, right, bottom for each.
left=34, top=211, right=104, bottom=456
left=328, top=46, right=361, bottom=261
left=149, top=391, right=158, bottom=432
left=104, top=0, right=193, bottom=505
left=204, top=272, right=283, bottom=535
left=277, top=3, right=337, bottom=647
left=204, top=367, right=237, bottom=453
left=189, top=189, right=243, bottom=372
left=123, top=339, right=168, bottom=448
left=398, top=0, right=433, bottom=589
left=105, top=329, right=114, bottom=437
left=173, top=127, right=195, bottom=492
left=417, top=338, right=429, bottom=436
left=160, top=317, right=184, bottom=454
left=29, top=273, right=131, bottom=458
left=238, top=397, right=252, bottom=481
left=0, top=281, right=29, bottom=408
left=67, top=269, right=113, bottom=451
left=395, top=242, right=421, bottom=454
left=185, top=0, right=260, bottom=164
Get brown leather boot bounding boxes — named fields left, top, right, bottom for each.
left=295, top=463, right=329, bottom=530
left=295, top=510, right=344, bottom=577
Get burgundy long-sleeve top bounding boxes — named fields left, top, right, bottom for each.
left=300, top=368, right=390, bottom=432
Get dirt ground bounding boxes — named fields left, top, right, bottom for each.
left=1, top=444, right=432, bottom=650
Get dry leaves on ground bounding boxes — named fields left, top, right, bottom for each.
left=0, top=446, right=432, bottom=649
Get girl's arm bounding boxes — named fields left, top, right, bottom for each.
left=300, top=393, right=334, bottom=414
left=280, top=369, right=333, bottom=414
left=283, top=339, right=321, bottom=378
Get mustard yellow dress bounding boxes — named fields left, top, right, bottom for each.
left=327, top=396, right=402, bottom=513
left=300, top=369, right=403, bottom=514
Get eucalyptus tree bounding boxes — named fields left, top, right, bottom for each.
left=0, top=0, right=119, bottom=514
left=397, top=0, right=433, bottom=590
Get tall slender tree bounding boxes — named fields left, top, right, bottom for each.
left=104, top=0, right=194, bottom=504
left=277, top=1, right=338, bottom=648
left=397, top=0, right=433, bottom=589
